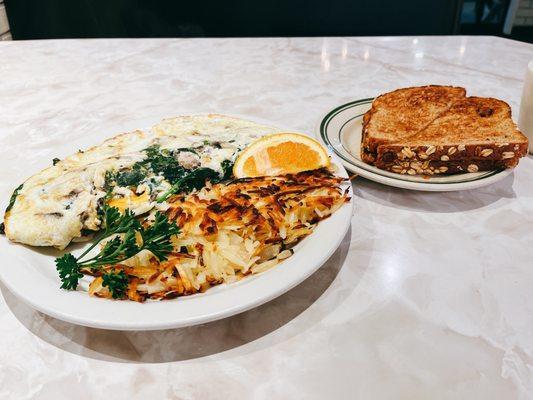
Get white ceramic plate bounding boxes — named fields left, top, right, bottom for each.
left=0, top=118, right=353, bottom=331
left=316, top=98, right=513, bottom=191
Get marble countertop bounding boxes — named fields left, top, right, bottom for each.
left=0, top=36, right=532, bottom=399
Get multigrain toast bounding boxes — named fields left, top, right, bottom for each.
left=375, top=97, right=528, bottom=174
left=362, top=86, right=529, bottom=175
left=361, top=85, right=466, bottom=164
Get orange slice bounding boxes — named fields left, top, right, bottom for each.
left=233, top=133, right=330, bottom=178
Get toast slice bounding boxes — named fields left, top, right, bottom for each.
left=373, top=97, right=529, bottom=175
left=361, top=85, right=466, bottom=164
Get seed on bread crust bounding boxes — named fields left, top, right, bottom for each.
left=440, top=155, right=449, bottom=161
left=467, top=164, right=478, bottom=173
left=425, top=145, right=436, bottom=155
left=407, top=169, right=416, bottom=175
left=458, top=144, right=466, bottom=151
left=392, top=165, right=403, bottom=173
left=419, top=152, right=428, bottom=159
left=480, top=149, right=493, bottom=157
left=439, top=166, right=448, bottom=173
left=497, top=143, right=509, bottom=148
left=401, top=147, right=415, bottom=158
left=502, top=151, right=515, bottom=159
left=448, top=147, right=457, bottom=155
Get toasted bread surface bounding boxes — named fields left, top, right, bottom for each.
left=395, top=97, right=527, bottom=147
left=361, top=85, right=466, bottom=162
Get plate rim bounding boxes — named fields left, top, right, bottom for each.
left=315, top=98, right=513, bottom=192
left=0, top=118, right=354, bottom=331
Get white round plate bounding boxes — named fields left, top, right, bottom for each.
left=0, top=119, right=353, bottom=331
left=316, top=98, right=513, bottom=192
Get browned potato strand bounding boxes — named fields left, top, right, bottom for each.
left=89, top=168, right=349, bottom=301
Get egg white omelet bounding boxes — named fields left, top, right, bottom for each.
left=3, top=114, right=278, bottom=249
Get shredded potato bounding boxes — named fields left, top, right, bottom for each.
left=88, top=168, right=349, bottom=301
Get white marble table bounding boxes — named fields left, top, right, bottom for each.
left=0, top=36, right=532, bottom=399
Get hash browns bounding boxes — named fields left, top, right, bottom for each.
left=88, top=168, right=349, bottom=301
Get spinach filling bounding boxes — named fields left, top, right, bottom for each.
left=6, top=183, right=23, bottom=213
left=1, top=183, right=24, bottom=234
left=105, top=145, right=235, bottom=202
left=115, top=167, right=147, bottom=187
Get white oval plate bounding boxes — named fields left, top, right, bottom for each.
left=316, top=98, right=513, bottom=192
left=0, top=121, right=353, bottom=331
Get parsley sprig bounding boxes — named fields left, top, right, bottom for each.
left=55, top=205, right=180, bottom=298
left=102, top=270, right=129, bottom=299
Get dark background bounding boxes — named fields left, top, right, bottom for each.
left=4, top=0, right=532, bottom=42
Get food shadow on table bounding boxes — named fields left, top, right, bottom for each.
left=353, top=171, right=517, bottom=213
left=1, top=226, right=367, bottom=363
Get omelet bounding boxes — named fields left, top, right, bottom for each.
left=3, top=114, right=277, bottom=249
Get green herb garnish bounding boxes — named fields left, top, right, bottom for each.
left=139, top=211, right=181, bottom=259
left=55, top=253, right=83, bottom=290
left=55, top=205, right=179, bottom=293
left=102, top=270, right=129, bottom=299
left=52, top=157, right=61, bottom=165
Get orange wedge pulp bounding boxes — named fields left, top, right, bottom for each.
left=233, top=133, right=330, bottom=178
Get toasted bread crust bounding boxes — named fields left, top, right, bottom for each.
left=361, top=87, right=529, bottom=175
left=386, top=158, right=518, bottom=175
left=375, top=142, right=527, bottom=175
